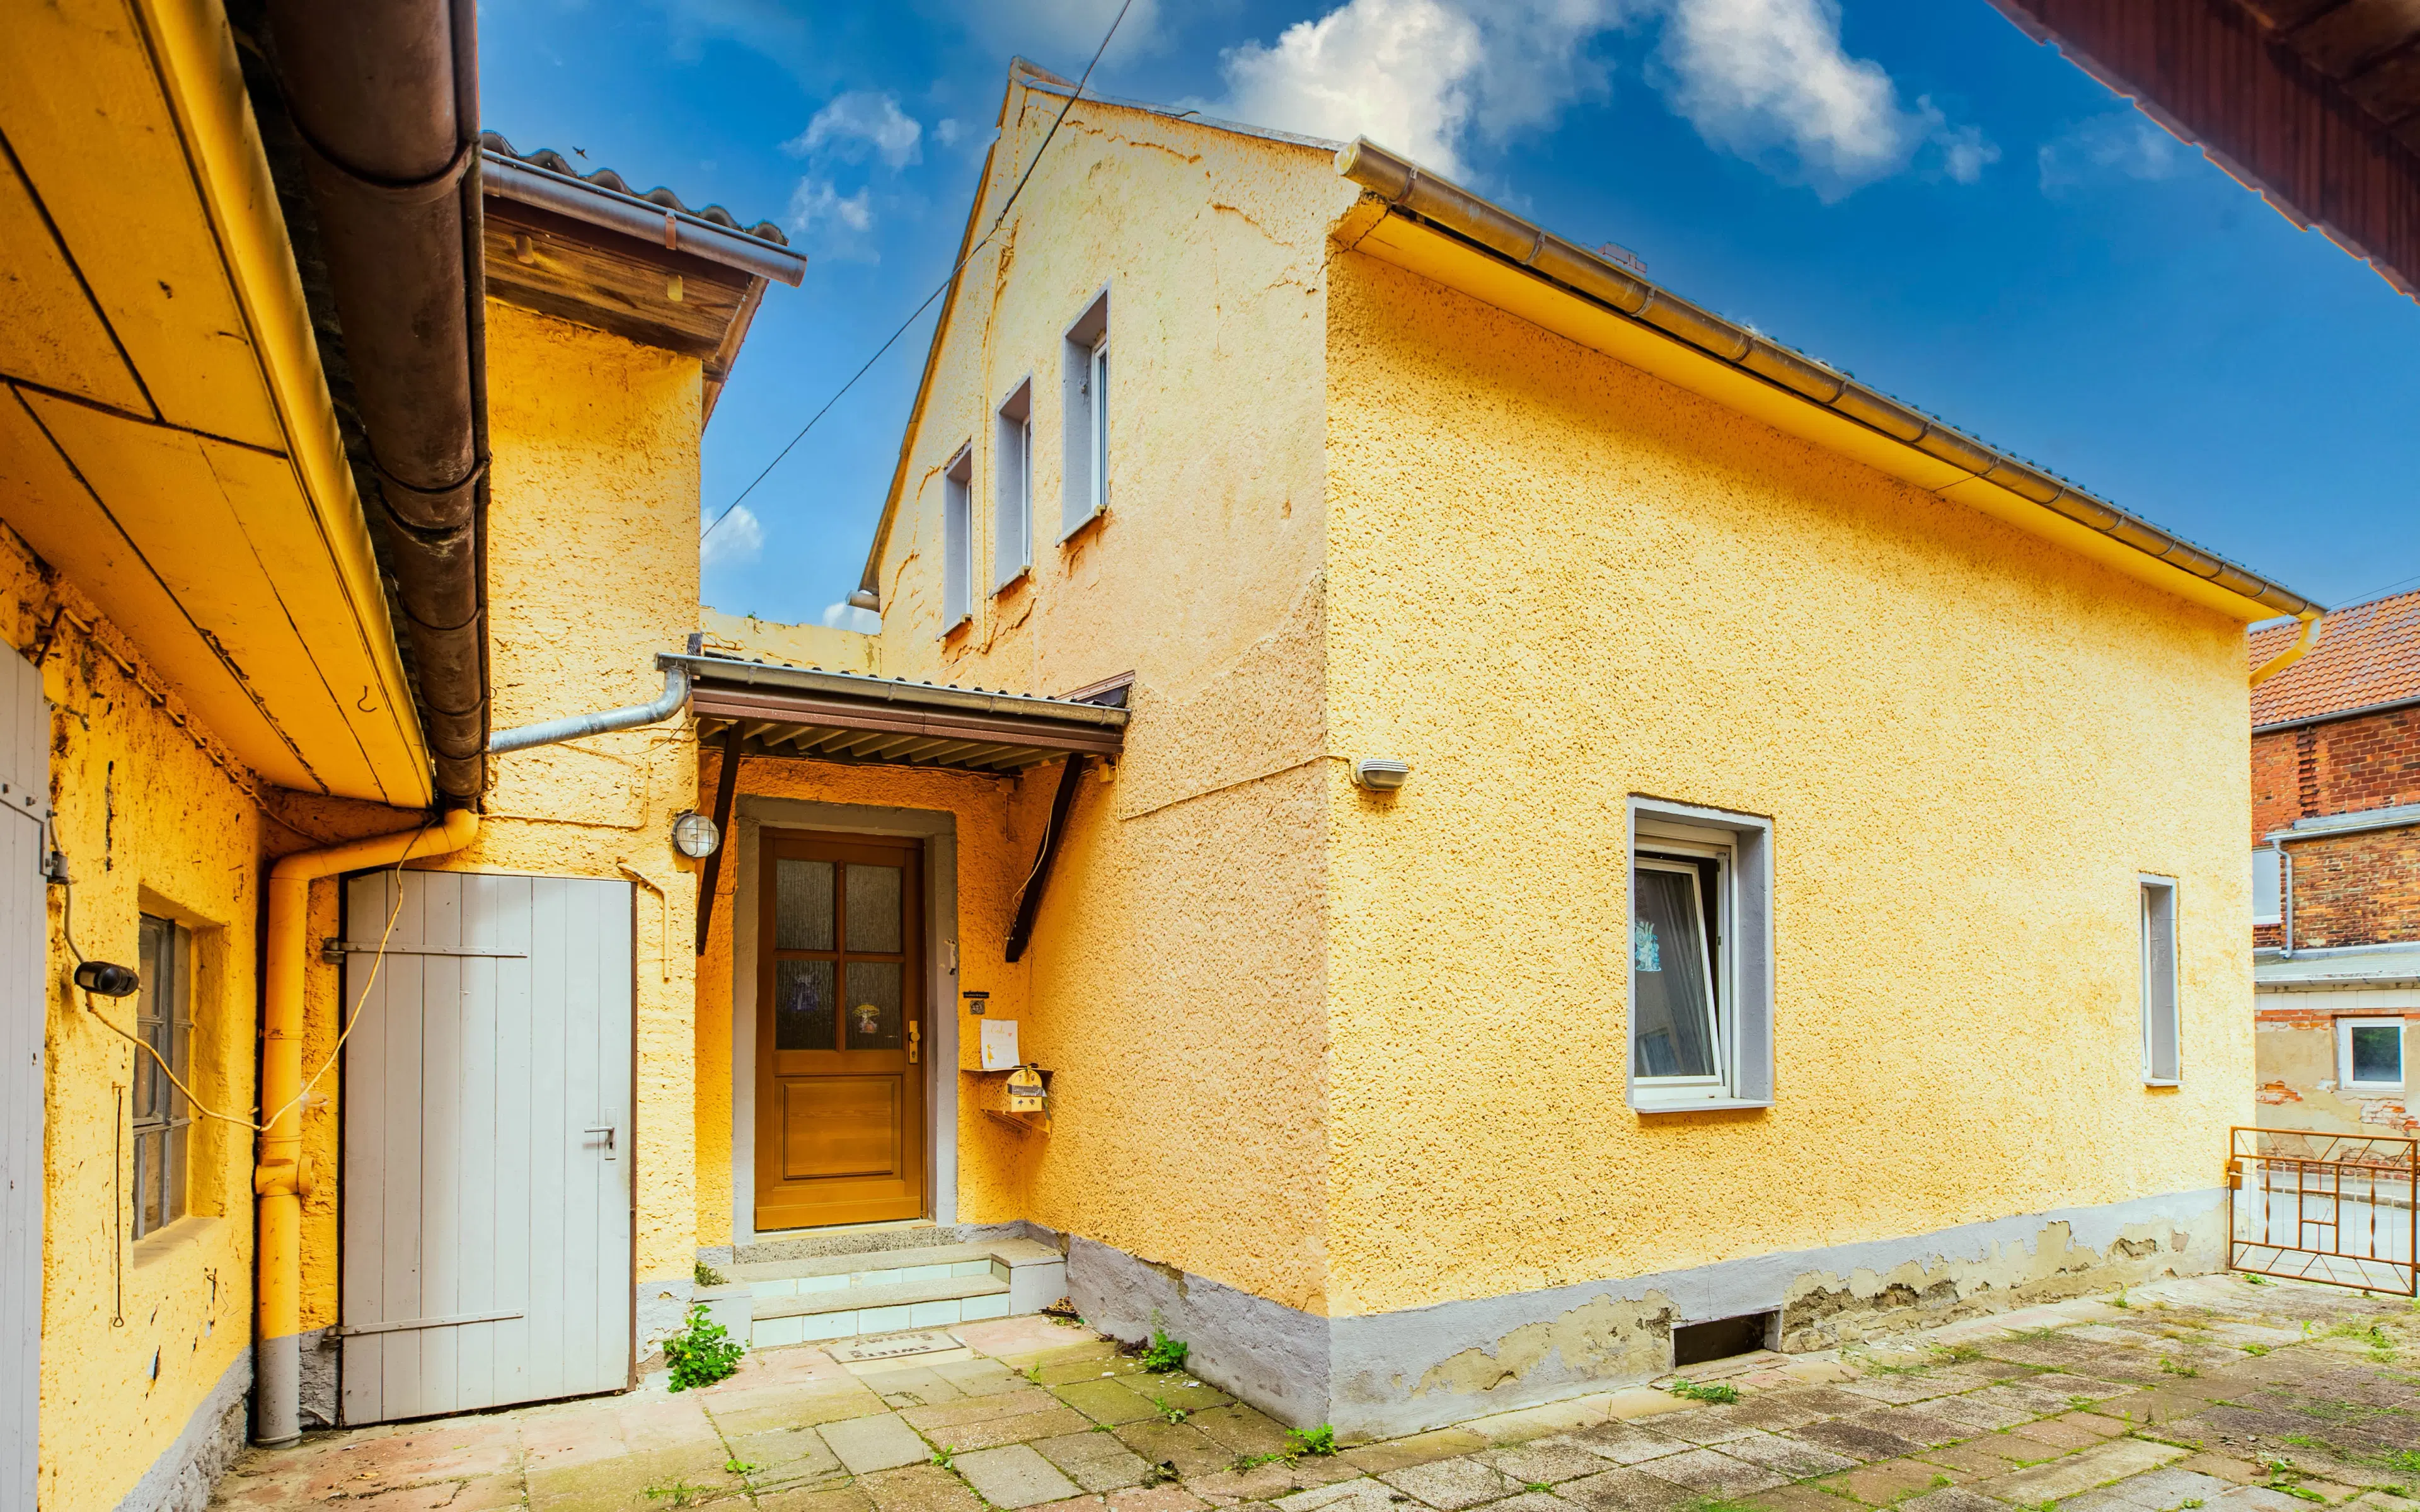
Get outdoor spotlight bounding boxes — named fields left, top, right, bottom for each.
left=847, top=588, right=880, bottom=610
left=73, top=961, right=139, bottom=998
left=1351, top=757, right=1413, bottom=792
left=671, top=810, right=722, bottom=859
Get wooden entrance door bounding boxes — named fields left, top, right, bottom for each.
left=754, top=832, right=926, bottom=1230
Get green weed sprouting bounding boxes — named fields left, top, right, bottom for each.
left=1140, top=1327, right=1190, bottom=1373
left=1285, top=1424, right=1338, bottom=1457
left=1668, top=1378, right=1741, bottom=1405
left=662, top=1302, right=744, bottom=1392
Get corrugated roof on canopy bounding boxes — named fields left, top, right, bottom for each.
left=672, top=653, right=1127, bottom=773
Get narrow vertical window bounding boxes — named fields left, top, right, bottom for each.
left=133, top=914, right=191, bottom=1239
left=2250, top=847, right=2281, bottom=927
left=994, top=381, right=1032, bottom=590
left=1061, top=287, right=1110, bottom=540
left=1089, top=336, right=1109, bottom=515
left=2140, top=877, right=2180, bottom=1085
left=942, top=446, right=973, bottom=630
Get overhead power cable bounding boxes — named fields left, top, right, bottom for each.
left=700, top=0, right=1139, bottom=547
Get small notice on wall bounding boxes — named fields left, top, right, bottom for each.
left=980, top=1018, right=1020, bottom=1071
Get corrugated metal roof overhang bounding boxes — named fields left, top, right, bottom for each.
left=676, top=655, right=1126, bottom=774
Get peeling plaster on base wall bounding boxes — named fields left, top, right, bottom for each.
left=1071, top=1186, right=2225, bottom=1439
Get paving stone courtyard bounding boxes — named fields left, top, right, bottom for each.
left=209, top=1273, right=2420, bottom=1512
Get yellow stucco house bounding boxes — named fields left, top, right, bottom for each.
left=0, top=13, right=2327, bottom=1508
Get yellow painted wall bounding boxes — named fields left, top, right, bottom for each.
left=700, top=607, right=879, bottom=675
left=1317, top=249, right=2256, bottom=1316
left=0, top=527, right=265, bottom=1512
left=289, top=300, right=707, bottom=1332
left=846, top=86, right=1358, bottom=1312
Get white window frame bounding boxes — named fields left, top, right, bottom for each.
left=2250, top=847, right=2281, bottom=928
left=1060, top=285, right=1110, bottom=541
left=940, top=445, right=973, bottom=633
left=2140, top=875, right=2181, bottom=1087
left=1627, top=798, right=1774, bottom=1111
left=2337, top=1017, right=2407, bottom=1091
left=994, top=379, right=1033, bottom=592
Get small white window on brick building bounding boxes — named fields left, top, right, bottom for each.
left=2339, top=1018, right=2406, bottom=1091
left=2140, top=876, right=2181, bottom=1085
left=1627, top=798, right=1773, bottom=1111
left=942, top=445, right=973, bottom=631
left=2250, top=847, right=2281, bottom=927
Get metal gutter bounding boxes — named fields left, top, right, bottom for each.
left=672, top=653, right=1131, bottom=731
left=482, top=151, right=807, bottom=287
left=2264, top=801, right=2420, bottom=844
left=260, top=0, right=491, bottom=802
left=1334, top=137, right=2320, bottom=621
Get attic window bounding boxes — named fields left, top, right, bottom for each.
left=942, top=445, right=973, bottom=631
left=1061, top=287, right=1110, bottom=541
left=996, top=379, right=1032, bottom=590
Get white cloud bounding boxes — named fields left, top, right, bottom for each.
left=821, top=601, right=881, bottom=633
left=1210, top=0, right=1985, bottom=197
left=785, top=176, right=877, bottom=259
left=935, top=118, right=962, bottom=147
left=788, top=91, right=923, bottom=169
left=1659, top=0, right=1942, bottom=198
left=701, top=504, right=764, bottom=570
left=1220, top=0, right=1488, bottom=175
left=2037, top=110, right=2179, bottom=194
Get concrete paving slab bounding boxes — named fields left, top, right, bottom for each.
left=1114, top=1420, right=1238, bottom=1480
left=1478, top=1494, right=1578, bottom=1512
left=1814, top=1457, right=1959, bottom=1507
left=1374, top=1457, right=1522, bottom=1510
left=758, top=1487, right=879, bottom=1512
left=1339, top=1431, right=1490, bottom=1475
left=1189, top=1403, right=1292, bottom=1458
left=821, top=1414, right=935, bottom=1475
left=956, top=1445, right=1084, bottom=1509
left=1785, top=1419, right=1928, bottom=1464
left=1274, top=1479, right=1398, bottom=1512
left=1709, top=1430, right=1860, bottom=1479
left=1971, top=1436, right=2187, bottom=1503
left=1632, top=1447, right=1788, bottom=1499
left=859, top=1463, right=985, bottom=1512
left=1458, top=1399, right=1610, bottom=1446
left=1560, top=1423, right=1693, bottom=1466
left=1474, top=1440, right=1618, bottom=1486
left=1895, top=1489, right=2004, bottom=1512
left=2104, top=1469, right=2240, bottom=1509
left=2206, top=1490, right=2325, bottom=1512
left=1056, top=1378, right=1164, bottom=1426
left=935, top=1406, right=1096, bottom=1452
left=1553, top=1468, right=1700, bottom=1512
left=1034, top=1431, right=1156, bottom=1492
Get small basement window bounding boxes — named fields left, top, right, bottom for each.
left=1673, top=1311, right=1777, bottom=1366
left=2339, top=1018, right=2406, bottom=1091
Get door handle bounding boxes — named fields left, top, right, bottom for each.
left=584, top=1124, right=617, bottom=1159
left=908, top=1021, right=919, bottom=1064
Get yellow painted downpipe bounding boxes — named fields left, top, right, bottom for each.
left=254, top=808, right=479, bottom=1446
left=2249, top=610, right=2322, bottom=688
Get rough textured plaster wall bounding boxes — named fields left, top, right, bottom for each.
left=867, top=93, right=1357, bottom=1311
left=1319, top=251, right=2256, bottom=1318
left=289, top=302, right=706, bottom=1339
left=2254, top=999, right=2420, bottom=1137
left=691, top=750, right=1027, bottom=1246
left=699, top=608, right=878, bottom=674
left=0, top=532, right=263, bottom=1512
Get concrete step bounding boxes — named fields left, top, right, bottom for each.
left=697, top=1235, right=1069, bottom=1351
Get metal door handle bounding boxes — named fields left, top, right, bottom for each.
left=584, top=1125, right=617, bottom=1159
left=908, top=1021, right=920, bottom=1064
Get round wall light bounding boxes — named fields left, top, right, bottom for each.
left=1351, top=757, right=1412, bottom=791
left=73, top=961, right=140, bottom=997
left=671, top=810, right=722, bottom=859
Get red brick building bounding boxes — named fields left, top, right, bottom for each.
left=2249, top=588, right=2420, bottom=1135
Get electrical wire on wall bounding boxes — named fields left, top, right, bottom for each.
left=55, top=822, right=429, bottom=1135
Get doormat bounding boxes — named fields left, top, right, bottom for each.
left=826, top=1329, right=959, bottom=1364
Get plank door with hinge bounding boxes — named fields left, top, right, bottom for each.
left=340, top=871, right=633, bottom=1424
left=754, top=832, right=926, bottom=1231
left=0, top=642, right=45, bottom=1511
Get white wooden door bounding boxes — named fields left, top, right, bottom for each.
left=340, top=872, right=632, bottom=1424
left=0, top=645, right=45, bottom=1512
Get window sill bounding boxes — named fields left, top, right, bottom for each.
left=993, top=566, right=1030, bottom=596
left=1056, top=506, right=1107, bottom=546
left=132, top=1213, right=225, bottom=1269
left=2142, top=1078, right=2181, bottom=1089
left=2345, top=1082, right=2406, bottom=1094
left=1630, top=1095, right=1772, bottom=1114
left=935, top=615, right=972, bottom=643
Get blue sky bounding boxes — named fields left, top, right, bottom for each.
left=479, top=0, right=2420, bottom=628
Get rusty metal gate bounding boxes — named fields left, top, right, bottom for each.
left=2228, top=1127, right=2417, bottom=1295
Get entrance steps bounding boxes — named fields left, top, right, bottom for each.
left=697, top=1233, right=1066, bottom=1351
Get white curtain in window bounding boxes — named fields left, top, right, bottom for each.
left=1633, top=866, right=1716, bottom=1078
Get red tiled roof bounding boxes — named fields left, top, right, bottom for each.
left=2249, top=587, right=2420, bottom=727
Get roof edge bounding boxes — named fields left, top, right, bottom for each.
left=1334, top=135, right=2321, bottom=623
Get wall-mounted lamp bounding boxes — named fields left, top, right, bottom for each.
left=1351, top=757, right=1412, bottom=792
left=73, top=961, right=139, bottom=997
left=671, top=810, right=722, bottom=859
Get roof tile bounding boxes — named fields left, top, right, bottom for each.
left=480, top=131, right=790, bottom=245
left=2249, top=587, right=2420, bottom=726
